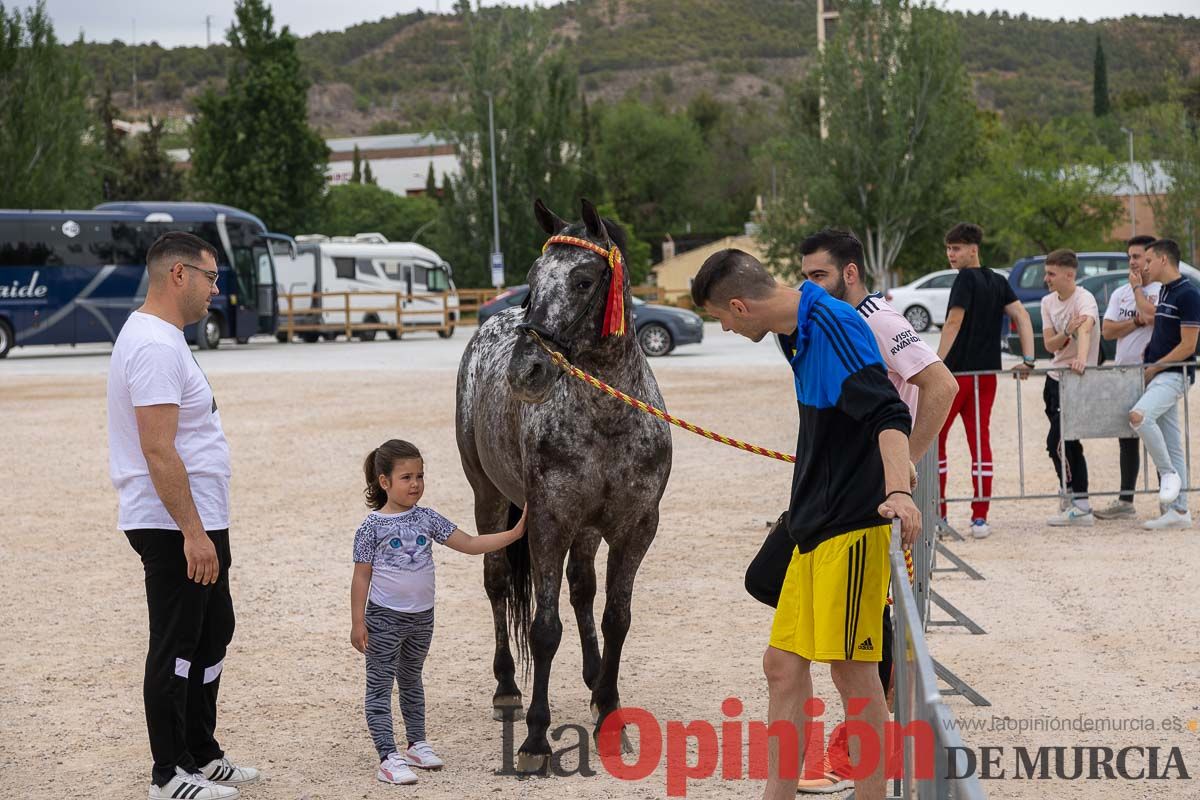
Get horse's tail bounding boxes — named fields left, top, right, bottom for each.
left=503, top=501, right=533, bottom=675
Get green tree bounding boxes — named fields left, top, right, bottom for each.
left=319, top=183, right=438, bottom=241
left=124, top=118, right=185, bottom=201
left=434, top=1, right=581, bottom=287
left=350, top=145, right=363, bottom=183
left=190, top=0, right=328, bottom=234
left=363, top=159, right=375, bottom=185
left=0, top=1, right=96, bottom=207
left=762, top=0, right=977, bottom=287
left=1137, top=103, right=1200, bottom=264
left=957, top=119, right=1124, bottom=260
left=592, top=99, right=707, bottom=235
left=1093, top=36, right=1110, bottom=118
left=424, top=161, right=438, bottom=196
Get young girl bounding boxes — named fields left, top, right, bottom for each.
left=350, top=439, right=526, bottom=785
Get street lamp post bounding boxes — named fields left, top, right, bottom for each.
left=1120, top=126, right=1136, bottom=236
left=484, top=91, right=503, bottom=288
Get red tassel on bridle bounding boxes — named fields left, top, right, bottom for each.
left=541, top=235, right=626, bottom=337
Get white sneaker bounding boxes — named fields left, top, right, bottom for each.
left=1142, top=509, right=1193, bottom=530
left=970, top=519, right=991, bottom=539
left=1047, top=507, right=1094, bottom=527
left=1093, top=500, right=1136, bottom=520
left=377, top=753, right=418, bottom=785
left=1159, top=472, right=1182, bottom=504
left=200, top=757, right=260, bottom=786
left=404, top=741, right=445, bottom=770
left=150, top=767, right=239, bottom=800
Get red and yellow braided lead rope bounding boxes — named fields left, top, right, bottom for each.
left=525, top=330, right=915, bottom=588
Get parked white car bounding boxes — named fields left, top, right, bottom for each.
left=884, top=269, right=957, bottom=332
left=883, top=268, right=1010, bottom=332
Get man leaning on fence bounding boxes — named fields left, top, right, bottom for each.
left=1095, top=235, right=1161, bottom=520
left=1040, top=249, right=1100, bottom=527
left=1128, top=238, right=1199, bottom=530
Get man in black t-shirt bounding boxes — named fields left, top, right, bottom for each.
left=935, top=223, right=1036, bottom=538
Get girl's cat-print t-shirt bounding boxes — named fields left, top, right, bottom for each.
left=353, top=507, right=458, bottom=613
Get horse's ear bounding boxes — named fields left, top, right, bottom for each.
left=581, top=198, right=605, bottom=240
left=533, top=198, right=566, bottom=236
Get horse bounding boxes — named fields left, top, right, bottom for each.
left=455, top=198, right=673, bottom=774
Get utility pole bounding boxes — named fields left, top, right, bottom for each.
left=131, top=18, right=138, bottom=110
left=816, top=0, right=839, bottom=140
left=1120, top=126, right=1136, bottom=235
left=206, top=15, right=212, bottom=47
left=484, top=91, right=503, bottom=288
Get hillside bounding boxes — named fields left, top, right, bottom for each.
left=68, top=0, right=1200, bottom=137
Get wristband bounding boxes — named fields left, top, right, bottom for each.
left=885, top=490, right=913, bottom=501
left=1022, top=355, right=1035, bottom=365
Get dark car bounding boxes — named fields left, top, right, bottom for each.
left=1007, top=252, right=1134, bottom=304
left=1006, top=270, right=1200, bottom=360
left=477, top=284, right=704, bottom=356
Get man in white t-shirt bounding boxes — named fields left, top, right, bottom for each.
left=745, top=229, right=957, bottom=795
left=1095, top=235, right=1161, bottom=520
left=1040, top=249, right=1101, bottom=527
left=107, top=232, right=258, bottom=800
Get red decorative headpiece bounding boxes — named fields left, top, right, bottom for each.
left=541, top=235, right=626, bottom=337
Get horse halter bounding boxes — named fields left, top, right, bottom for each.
left=516, top=234, right=627, bottom=357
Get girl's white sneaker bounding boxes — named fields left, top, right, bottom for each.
left=378, top=753, right=419, bottom=784
left=404, top=741, right=445, bottom=770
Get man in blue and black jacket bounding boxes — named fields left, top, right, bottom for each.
left=692, top=249, right=920, bottom=800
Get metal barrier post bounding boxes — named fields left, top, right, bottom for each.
left=886, top=522, right=989, bottom=798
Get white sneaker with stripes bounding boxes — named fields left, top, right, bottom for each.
left=200, top=757, right=260, bottom=786
left=404, top=741, right=445, bottom=770
left=377, top=752, right=419, bottom=784
left=149, top=766, right=239, bottom=800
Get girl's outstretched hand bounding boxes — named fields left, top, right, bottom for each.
left=513, top=504, right=529, bottom=538
left=351, top=622, right=368, bottom=654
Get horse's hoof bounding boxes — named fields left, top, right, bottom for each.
left=516, top=751, right=549, bottom=776
left=493, top=695, right=523, bottom=721
left=620, top=729, right=634, bottom=754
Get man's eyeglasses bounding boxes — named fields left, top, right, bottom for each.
left=180, top=263, right=219, bottom=287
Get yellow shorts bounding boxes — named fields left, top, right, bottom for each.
left=769, top=524, right=891, bottom=663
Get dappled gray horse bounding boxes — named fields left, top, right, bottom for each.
left=455, top=198, right=672, bottom=774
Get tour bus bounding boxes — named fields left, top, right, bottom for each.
left=273, top=233, right=460, bottom=341
left=0, top=202, right=284, bottom=358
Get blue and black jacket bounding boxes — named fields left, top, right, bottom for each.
left=784, top=282, right=912, bottom=552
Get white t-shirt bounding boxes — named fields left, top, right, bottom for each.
left=107, top=311, right=232, bottom=531
left=1041, top=287, right=1101, bottom=380
left=857, top=293, right=941, bottom=419
left=1103, top=281, right=1161, bottom=365
left=353, top=507, right=459, bottom=613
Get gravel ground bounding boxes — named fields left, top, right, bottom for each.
left=2, top=324, right=1198, bottom=799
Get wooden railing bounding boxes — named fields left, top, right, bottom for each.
left=279, top=290, right=456, bottom=340
left=455, top=288, right=504, bottom=320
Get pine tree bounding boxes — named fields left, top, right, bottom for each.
left=0, top=1, right=96, bottom=207
left=363, top=159, right=375, bottom=185
left=351, top=145, right=362, bottom=183
left=190, top=0, right=328, bottom=233
left=1093, top=36, right=1110, bottom=117
left=425, top=162, right=438, bottom=197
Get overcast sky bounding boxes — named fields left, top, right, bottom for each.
left=40, top=0, right=1199, bottom=48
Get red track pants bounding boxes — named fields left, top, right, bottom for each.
left=938, top=374, right=997, bottom=521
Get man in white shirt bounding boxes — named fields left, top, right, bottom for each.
left=1040, top=249, right=1101, bottom=526
left=107, top=232, right=258, bottom=800
left=1095, top=235, right=1161, bottom=519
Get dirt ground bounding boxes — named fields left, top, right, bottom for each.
left=3, top=357, right=1199, bottom=799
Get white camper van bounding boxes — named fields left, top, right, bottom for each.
left=274, top=233, right=460, bottom=341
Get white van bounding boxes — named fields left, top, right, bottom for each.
left=274, top=233, right=459, bottom=341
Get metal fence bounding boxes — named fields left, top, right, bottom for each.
left=888, top=519, right=987, bottom=800
left=942, top=362, right=1195, bottom=508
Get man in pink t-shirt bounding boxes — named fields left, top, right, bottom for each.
left=1040, top=249, right=1100, bottom=527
